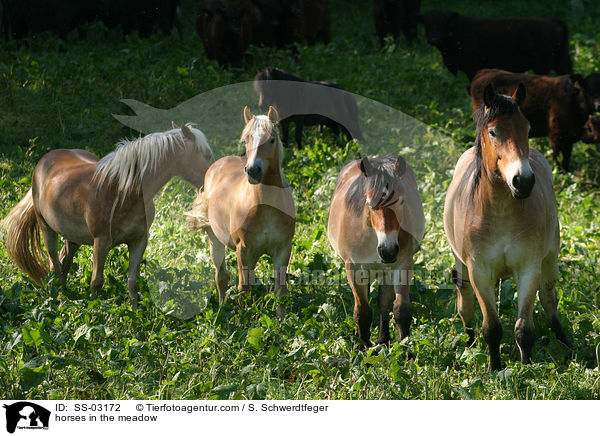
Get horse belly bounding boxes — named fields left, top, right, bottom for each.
left=36, top=185, right=94, bottom=245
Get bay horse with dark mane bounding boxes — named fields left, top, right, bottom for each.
left=2, top=124, right=213, bottom=309
left=444, top=84, right=570, bottom=371
left=328, top=154, right=424, bottom=346
left=186, top=106, right=295, bottom=317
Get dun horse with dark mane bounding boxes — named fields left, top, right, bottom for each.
left=328, top=154, right=424, bottom=346
left=2, top=124, right=213, bottom=309
left=444, top=84, right=570, bottom=371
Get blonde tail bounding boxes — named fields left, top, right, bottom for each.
left=0, top=189, right=48, bottom=285
left=184, top=190, right=210, bottom=231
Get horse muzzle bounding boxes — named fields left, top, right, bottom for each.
left=378, top=243, right=399, bottom=264
left=511, top=172, right=535, bottom=199
left=245, top=165, right=263, bottom=184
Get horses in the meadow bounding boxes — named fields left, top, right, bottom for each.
left=1, top=124, right=213, bottom=309
left=186, top=106, right=295, bottom=317
left=328, top=154, right=424, bottom=346
left=444, top=84, right=571, bottom=371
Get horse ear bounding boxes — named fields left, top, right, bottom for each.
left=394, top=156, right=407, bottom=178
left=244, top=106, right=253, bottom=124
left=483, top=83, right=496, bottom=108
left=181, top=123, right=195, bottom=141
left=512, top=83, right=526, bottom=105
left=267, top=106, right=279, bottom=124
left=360, top=157, right=373, bottom=178
left=172, top=121, right=179, bottom=129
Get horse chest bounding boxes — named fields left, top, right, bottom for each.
left=472, top=224, right=538, bottom=276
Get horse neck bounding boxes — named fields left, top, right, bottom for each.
left=260, top=141, right=286, bottom=188
left=140, top=148, right=182, bottom=199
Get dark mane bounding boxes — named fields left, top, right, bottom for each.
left=345, top=154, right=398, bottom=215
left=471, top=93, right=519, bottom=192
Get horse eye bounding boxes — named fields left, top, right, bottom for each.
left=488, top=128, right=497, bottom=138
left=269, top=138, right=275, bottom=145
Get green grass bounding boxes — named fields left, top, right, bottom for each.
left=1, top=0, right=599, bottom=400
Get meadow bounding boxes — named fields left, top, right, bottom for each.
left=0, top=0, right=599, bottom=400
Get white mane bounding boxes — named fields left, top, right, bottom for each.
left=94, top=125, right=211, bottom=200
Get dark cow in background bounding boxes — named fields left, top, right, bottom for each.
left=471, top=69, right=600, bottom=170
left=373, top=0, right=421, bottom=46
left=196, top=0, right=257, bottom=67
left=254, top=67, right=364, bottom=148
left=1, top=0, right=181, bottom=40
left=422, top=10, right=573, bottom=81
left=197, top=0, right=330, bottom=67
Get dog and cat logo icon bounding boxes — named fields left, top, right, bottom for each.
left=2, top=402, right=50, bottom=433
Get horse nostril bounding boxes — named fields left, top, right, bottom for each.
left=246, top=165, right=263, bottom=181
left=512, top=175, right=521, bottom=190
left=378, top=243, right=399, bottom=263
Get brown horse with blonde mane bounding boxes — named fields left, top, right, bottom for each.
left=186, top=106, right=295, bottom=317
left=328, top=154, right=424, bottom=346
left=1, top=124, right=213, bottom=309
left=444, top=84, right=570, bottom=371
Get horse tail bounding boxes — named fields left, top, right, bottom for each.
left=0, top=189, right=48, bottom=286
left=185, top=190, right=210, bottom=231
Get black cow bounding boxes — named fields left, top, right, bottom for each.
left=1, top=0, right=181, bottom=40
left=373, top=0, right=421, bottom=45
left=422, top=10, right=573, bottom=81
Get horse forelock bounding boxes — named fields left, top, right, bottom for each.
left=94, top=125, right=207, bottom=200
left=345, top=155, right=402, bottom=215
left=240, top=115, right=283, bottom=168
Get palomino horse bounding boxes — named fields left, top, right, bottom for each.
left=2, top=124, right=213, bottom=309
left=328, top=155, right=424, bottom=346
left=186, top=106, right=295, bottom=316
left=444, top=84, right=570, bottom=371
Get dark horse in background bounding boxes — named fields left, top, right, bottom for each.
left=254, top=67, right=364, bottom=148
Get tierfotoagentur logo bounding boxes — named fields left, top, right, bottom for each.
left=2, top=402, right=50, bottom=434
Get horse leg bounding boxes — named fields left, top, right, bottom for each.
left=514, top=269, right=541, bottom=365
left=281, top=120, right=290, bottom=148
left=539, top=257, right=571, bottom=346
left=469, top=266, right=503, bottom=371
left=549, top=130, right=572, bottom=171
left=392, top=263, right=412, bottom=341
left=59, top=240, right=79, bottom=290
left=39, top=222, right=62, bottom=287
left=207, top=229, right=228, bottom=305
left=377, top=282, right=394, bottom=344
left=295, top=119, right=304, bottom=149
left=126, top=236, right=147, bottom=310
left=345, top=262, right=372, bottom=347
left=453, top=258, right=475, bottom=345
left=271, top=244, right=292, bottom=319
left=90, top=237, right=110, bottom=300
left=539, top=285, right=571, bottom=347
left=236, top=243, right=258, bottom=294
